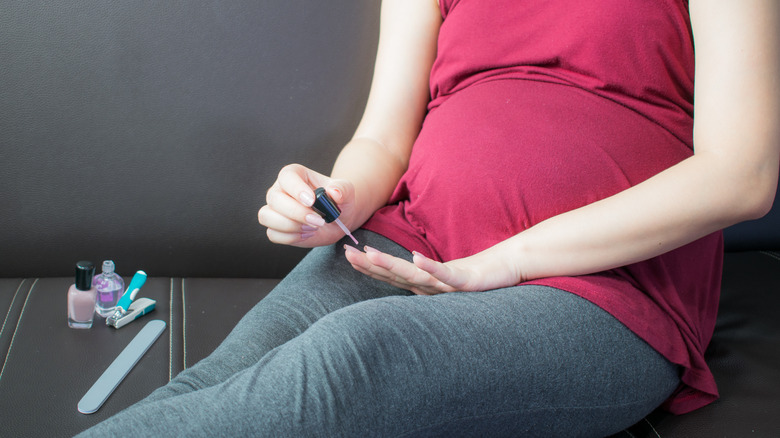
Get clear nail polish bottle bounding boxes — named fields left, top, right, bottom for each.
left=68, top=261, right=98, bottom=329
left=93, top=260, right=125, bottom=318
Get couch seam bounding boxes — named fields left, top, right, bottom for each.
left=169, top=277, right=174, bottom=382
left=760, top=250, right=780, bottom=263
left=644, top=417, right=661, bottom=437
left=182, top=278, right=187, bottom=370
left=0, top=278, right=37, bottom=386
left=0, top=279, right=26, bottom=345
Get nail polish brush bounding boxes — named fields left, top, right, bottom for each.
left=311, top=187, right=359, bottom=245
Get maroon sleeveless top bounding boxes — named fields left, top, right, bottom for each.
left=363, top=0, right=720, bottom=414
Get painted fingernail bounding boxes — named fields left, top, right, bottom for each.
left=344, top=244, right=359, bottom=253
left=305, top=213, right=326, bottom=227
left=299, top=191, right=315, bottom=207
left=301, top=232, right=315, bottom=240
left=364, top=245, right=380, bottom=253
left=301, top=224, right=318, bottom=232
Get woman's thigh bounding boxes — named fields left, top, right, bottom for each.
left=143, top=230, right=413, bottom=401
left=280, top=286, right=680, bottom=437
left=91, top=285, right=679, bottom=438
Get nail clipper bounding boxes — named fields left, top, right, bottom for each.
left=106, top=270, right=155, bottom=329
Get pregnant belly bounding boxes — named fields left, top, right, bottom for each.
left=392, top=79, right=692, bottom=261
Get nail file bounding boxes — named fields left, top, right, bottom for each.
left=78, top=319, right=167, bottom=414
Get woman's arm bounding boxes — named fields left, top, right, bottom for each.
left=258, top=0, right=440, bottom=247
left=346, top=0, right=780, bottom=294
left=511, top=0, right=780, bottom=280
left=329, top=0, right=441, bottom=229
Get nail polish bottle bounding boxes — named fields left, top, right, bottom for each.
left=68, top=261, right=98, bottom=329
left=93, top=260, right=125, bottom=318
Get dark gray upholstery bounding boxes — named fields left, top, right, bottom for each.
left=1, top=1, right=778, bottom=436
left=0, top=0, right=380, bottom=278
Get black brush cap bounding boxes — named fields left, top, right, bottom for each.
left=74, top=261, right=95, bottom=291
left=311, top=187, right=341, bottom=223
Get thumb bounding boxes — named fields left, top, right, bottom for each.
left=324, top=179, right=353, bottom=205
left=413, top=252, right=471, bottom=292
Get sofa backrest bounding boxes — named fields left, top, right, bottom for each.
left=1, top=1, right=381, bottom=278
left=1, top=1, right=778, bottom=278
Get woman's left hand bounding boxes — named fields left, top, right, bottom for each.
left=343, top=244, right=523, bottom=295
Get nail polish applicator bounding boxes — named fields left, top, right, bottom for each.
left=311, top=187, right=359, bottom=245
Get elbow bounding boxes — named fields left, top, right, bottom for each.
left=746, top=185, right=777, bottom=220
left=735, top=169, right=778, bottom=221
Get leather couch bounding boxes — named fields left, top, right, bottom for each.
left=1, top=2, right=778, bottom=437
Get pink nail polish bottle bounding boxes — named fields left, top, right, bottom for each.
left=68, top=261, right=98, bottom=329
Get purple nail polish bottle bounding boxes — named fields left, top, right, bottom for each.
left=93, top=260, right=125, bottom=318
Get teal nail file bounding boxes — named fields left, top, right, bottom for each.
left=77, top=319, right=167, bottom=414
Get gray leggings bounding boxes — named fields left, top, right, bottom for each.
left=76, top=230, right=680, bottom=437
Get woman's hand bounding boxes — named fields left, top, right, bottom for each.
left=258, top=0, right=440, bottom=249
left=258, top=164, right=356, bottom=248
left=343, top=243, right=524, bottom=295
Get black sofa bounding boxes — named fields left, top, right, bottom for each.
left=1, top=2, right=778, bottom=437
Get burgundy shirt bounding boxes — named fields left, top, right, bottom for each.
left=363, top=0, right=720, bottom=414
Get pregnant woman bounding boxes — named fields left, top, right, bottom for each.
left=78, top=0, right=779, bottom=436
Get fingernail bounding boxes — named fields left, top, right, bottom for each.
left=299, top=191, right=315, bottom=207
left=305, top=213, right=326, bottom=227
left=364, top=245, right=380, bottom=253
left=344, top=244, right=359, bottom=253
left=412, top=251, right=430, bottom=262
left=301, top=232, right=315, bottom=240
left=301, top=224, right=318, bottom=232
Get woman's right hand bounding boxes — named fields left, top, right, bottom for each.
left=258, top=164, right=357, bottom=248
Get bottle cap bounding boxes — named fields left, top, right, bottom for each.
left=102, top=260, right=115, bottom=274
left=311, top=187, right=341, bottom=223
left=75, top=261, right=96, bottom=291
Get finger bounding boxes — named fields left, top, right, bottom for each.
left=258, top=206, right=322, bottom=238
left=344, top=245, right=398, bottom=281
left=344, top=245, right=421, bottom=288
left=266, top=227, right=314, bottom=246
left=348, top=260, right=422, bottom=292
left=412, top=251, right=470, bottom=290
left=344, top=245, right=455, bottom=295
left=360, top=246, right=457, bottom=294
left=364, top=246, right=447, bottom=288
left=257, top=205, right=307, bottom=233
left=265, top=188, right=326, bottom=227
left=324, top=180, right=353, bottom=205
left=360, top=246, right=420, bottom=281
left=276, top=164, right=330, bottom=207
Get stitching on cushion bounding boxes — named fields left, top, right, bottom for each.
left=169, top=277, right=174, bottom=382
left=0, top=279, right=37, bottom=384
left=761, top=250, right=780, bottom=262
left=182, top=278, right=187, bottom=370
left=0, top=280, right=25, bottom=346
left=644, top=417, right=661, bottom=437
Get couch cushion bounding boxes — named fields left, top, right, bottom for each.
left=0, top=276, right=276, bottom=437
left=0, top=0, right=380, bottom=279
left=613, top=251, right=780, bottom=437
left=2, top=252, right=778, bottom=437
